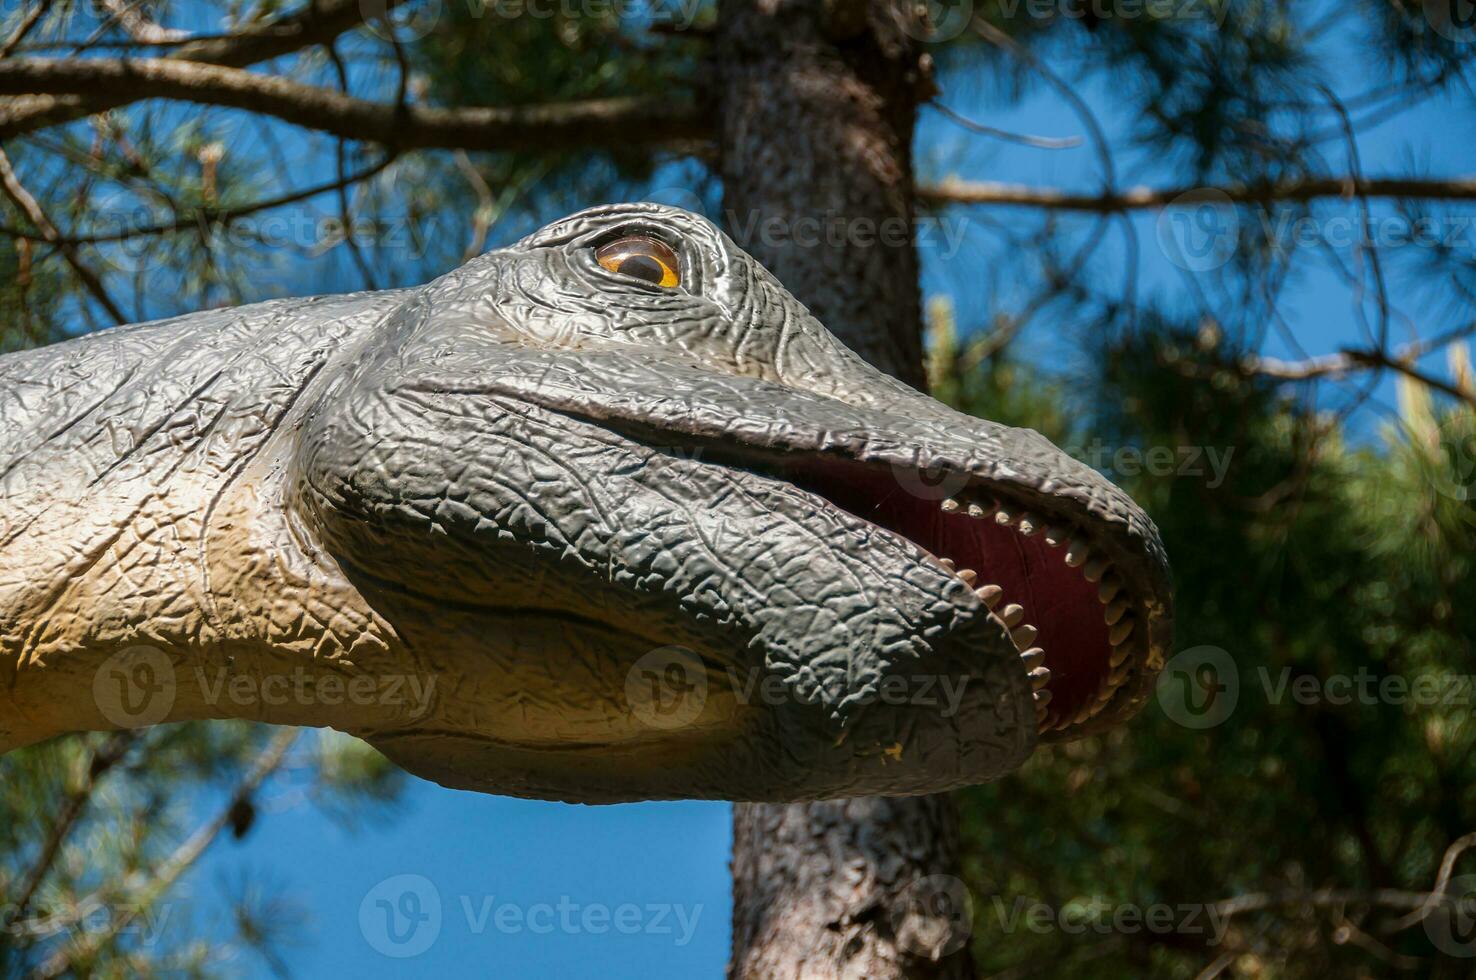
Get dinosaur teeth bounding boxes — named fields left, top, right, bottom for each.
left=1035, top=698, right=1054, bottom=731
left=936, top=497, right=1149, bottom=738
left=1087, top=644, right=1137, bottom=714
left=1099, top=617, right=1142, bottom=707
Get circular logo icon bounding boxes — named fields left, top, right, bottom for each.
left=643, top=186, right=710, bottom=220
left=1156, top=188, right=1239, bottom=272
left=93, top=645, right=177, bottom=729
left=359, top=874, right=442, bottom=958
left=893, top=874, right=974, bottom=958
left=889, top=459, right=973, bottom=503
left=625, top=646, right=709, bottom=730
left=1426, top=0, right=1476, bottom=43
left=1422, top=414, right=1476, bottom=503
left=900, top=0, right=975, bottom=42
left=1155, top=645, right=1238, bottom=729
left=1425, top=873, right=1476, bottom=956
left=359, top=0, right=443, bottom=42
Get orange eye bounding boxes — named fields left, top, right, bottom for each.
left=595, top=236, right=681, bottom=288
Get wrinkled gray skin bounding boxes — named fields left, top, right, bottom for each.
left=0, top=204, right=1170, bottom=803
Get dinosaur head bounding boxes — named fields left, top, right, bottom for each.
left=294, top=203, right=1172, bottom=802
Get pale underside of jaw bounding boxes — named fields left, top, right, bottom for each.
left=934, top=493, right=1141, bottom=735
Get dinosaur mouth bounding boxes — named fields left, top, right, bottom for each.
left=782, top=461, right=1146, bottom=737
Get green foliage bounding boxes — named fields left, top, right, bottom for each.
left=0, top=233, right=62, bottom=353
left=403, top=0, right=711, bottom=245
left=0, top=725, right=404, bottom=978
left=943, top=321, right=1476, bottom=977
left=939, top=1, right=1464, bottom=181
left=925, top=296, right=1080, bottom=443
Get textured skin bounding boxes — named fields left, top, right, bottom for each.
left=0, top=204, right=1169, bottom=803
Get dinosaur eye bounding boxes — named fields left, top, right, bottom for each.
left=595, top=236, right=681, bottom=288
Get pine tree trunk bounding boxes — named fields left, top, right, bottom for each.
left=714, top=0, right=926, bottom=390
left=716, top=1, right=974, bottom=976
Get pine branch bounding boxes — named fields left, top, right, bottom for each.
left=0, top=152, right=397, bottom=244
left=1386, top=831, right=1476, bottom=932
left=0, top=57, right=708, bottom=151
left=918, top=175, right=1476, bottom=211
left=1249, top=346, right=1476, bottom=409
left=0, top=0, right=55, bottom=58
left=0, top=0, right=406, bottom=137
left=1148, top=319, right=1474, bottom=410
left=93, top=0, right=189, bottom=45
left=0, top=145, right=127, bottom=324
left=33, top=729, right=301, bottom=978
left=2, top=732, right=138, bottom=929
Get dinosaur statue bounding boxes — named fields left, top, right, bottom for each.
left=0, top=204, right=1171, bottom=803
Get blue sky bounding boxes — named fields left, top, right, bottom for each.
left=46, top=2, right=1474, bottom=976
left=911, top=38, right=1475, bottom=434
left=186, top=753, right=733, bottom=977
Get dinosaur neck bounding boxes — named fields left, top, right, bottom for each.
left=0, top=294, right=411, bottom=750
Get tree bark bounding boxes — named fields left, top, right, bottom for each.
left=716, top=1, right=973, bottom=977
left=715, top=0, right=925, bottom=390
